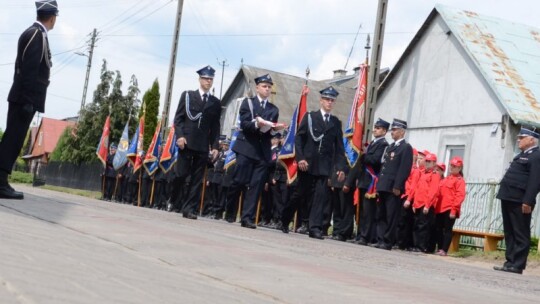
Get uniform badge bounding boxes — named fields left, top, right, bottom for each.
left=390, top=152, right=395, bottom=160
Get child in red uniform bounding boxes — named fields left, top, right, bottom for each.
left=412, top=153, right=441, bottom=252
left=434, top=157, right=466, bottom=256
left=397, top=148, right=422, bottom=250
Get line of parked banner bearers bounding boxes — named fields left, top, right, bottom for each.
left=100, top=134, right=466, bottom=256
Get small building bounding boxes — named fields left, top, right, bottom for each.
left=23, top=117, right=76, bottom=173
left=374, top=4, right=540, bottom=181
left=220, top=65, right=357, bottom=136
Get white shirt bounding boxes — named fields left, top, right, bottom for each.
left=394, top=138, right=405, bottom=146
left=320, top=109, right=331, bottom=121
left=257, top=95, right=267, bottom=108
left=199, top=89, right=210, bottom=100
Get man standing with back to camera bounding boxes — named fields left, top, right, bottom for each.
left=0, top=0, right=59, bottom=199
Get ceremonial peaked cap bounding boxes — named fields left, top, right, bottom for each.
left=36, top=0, right=59, bottom=16
left=254, top=74, right=273, bottom=85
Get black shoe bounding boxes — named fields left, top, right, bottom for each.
left=0, top=185, right=24, bottom=200
left=493, top=265, right=523, bottom=274
left=241, top=221, right=256, bottom=229
left=296, top=225, right=309, bottom=235
left=355, top=239, right=368, bottom=246
left=182, top=213, right=198, bottom=220
left=166, top=203, right=174, bottom=212
left=281, top=222, right=289, bottom=234
left=226, top=217, right=235, bottom=223
left=309, top=231, right=324, bottom=240
left=332, top=235, right=346, bottom=242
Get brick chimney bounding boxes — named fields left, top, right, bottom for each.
left=333, top=69, right=347, bottom=78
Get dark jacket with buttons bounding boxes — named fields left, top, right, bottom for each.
left=497, top=146, right=540, bottom=206
left=232, top=96, right=279, bottom=163
left=174, top=90, right=221, bottom=153
left=8, top=23, right=51, bottom=113
left=377, top=139, right=413, bottom=193
left=295, top=111, right=346, bottom=177
left=346, top=137, right=389, bottom=190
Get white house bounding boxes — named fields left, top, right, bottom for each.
left=375, top=4, right=540, bottom=182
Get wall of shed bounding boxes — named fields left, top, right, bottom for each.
left=375, top=15, right=515, bottom=181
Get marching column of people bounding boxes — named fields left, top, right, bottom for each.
left=92, top=67, right=540, bottom=276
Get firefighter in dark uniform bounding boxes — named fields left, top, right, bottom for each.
left=170, top=66, right=221, bottom=219
left=0, top=1, right=59, bottom=199
left=271, top=133, right=288, bottom=229
left=329, top=164, right=352, bottom=241
left=260, top=133, right=283, bottom=227
left=281, top=86, right=346, bottom=239
left=208, top=140, right=228, bottom=219
left=372, top=118, right=413, bottom=250
left=494, top=126, right=540, bottom=274
left=103, top=143, right=117, bottom=201
left=224, top=74, right=280, bottom=229
left=345, top=118, right=389, bottom=245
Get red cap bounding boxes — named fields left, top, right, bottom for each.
left=450, top=156, right=463, bottom=167
left=437, top=163, right=446, bottom=172
left=412, top=148, right=418, bottom=156
left=425, top=153, right=437, bottom=162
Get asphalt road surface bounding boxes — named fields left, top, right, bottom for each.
left=1, top=185, right=539, bottom=303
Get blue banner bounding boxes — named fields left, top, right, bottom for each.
left=113, top=121, right=130, bottom=170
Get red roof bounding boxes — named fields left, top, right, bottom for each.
left=30, top=117, right=76, bottom=157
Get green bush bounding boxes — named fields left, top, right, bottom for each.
left=8, top=171, right=33, bottom=184
left=531, top=237, right=538, bottom=253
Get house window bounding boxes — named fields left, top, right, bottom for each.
left=444, top=145, right=465, bottom=175
left=38, top=131, right=43, bottom=146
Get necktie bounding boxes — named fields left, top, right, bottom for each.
left=260, top=100, right=265, bottom=109
left=324, top=113, right=329, bottom=124
left=202, top=93, right=208, bottom=103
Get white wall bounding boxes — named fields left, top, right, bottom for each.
left=375, top=15, right=511, bottom=181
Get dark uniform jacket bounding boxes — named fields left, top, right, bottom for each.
left=174, top=90, right=221, bottom=153
left=345, top=137, right=388, bottom=189
left=377, top=139, right=413, bottom=193
left=497, top=146, right=540, bottom=206
left=105, top=154, right=117, bottom=178
left=8, top=22, right=51, bottom=113
left=295, top=111, right=346, bottom=177
left=233, top=96, right=279, bottom=163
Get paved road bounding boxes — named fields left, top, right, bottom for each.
left=1, top=185, right=539, bottom=303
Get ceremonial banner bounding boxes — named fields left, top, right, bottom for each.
left=96, top=115, right=111, bottom=166
left=343, top=64, right=368, bottom=167
left=278, top=84, right=308, bottom=183
left=159, top=126, right=178, bottom=173
left=143, top=121, right=162, bottom=175
left=113, top=120, right=130, bottom=170
left=127, top=115, right=145, bottom=172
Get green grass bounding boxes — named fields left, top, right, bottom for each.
left=40, top=185, right=102, bottom=199
left=8, top=171, right=33, bottom=184
left=450, top=246, right=540, bottom=262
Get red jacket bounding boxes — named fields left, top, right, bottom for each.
left=413, top=168, right=441, bottom=209
left=403, top=165, right=422, bottom=200
left=435, top=174, right=466, bottom=217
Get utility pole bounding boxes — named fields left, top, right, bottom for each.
left=161, top=0, right=185, bottom=133
left=363, top=0, right=388, bottom=143
left=217, top=58, right=228, bottom=99
left=77, top=28, right=98, bottom=122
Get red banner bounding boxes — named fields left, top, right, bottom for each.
left=96, top=115, right=111, bottom=166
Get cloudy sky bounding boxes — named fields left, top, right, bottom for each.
left=1, top=0, right=539, bottom=131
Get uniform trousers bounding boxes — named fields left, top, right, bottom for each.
left=0, top=103, right=35, bottom=174
left=357, top=192, right=378, bottom=243
left=332, top=188, right=355, bottom=238
left=412, top=207, right=434, bottom=252
left=271, top=181, right=288, bottom=222
left=282, top=172, right=329, bottom=234
left=171, top=148, right=207, bottom=215
left=376, top=191, right=402, bottom=248
left=501, top=200, right=533, bottom=270
left=396, top=205, right=415, bottom=249
left=226, top=153, right=269, bottom=224
left=434, top=211, right=456, bottom=252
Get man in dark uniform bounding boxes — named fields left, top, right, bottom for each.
left=170, top=66, right=221, bottom=219
left=0, top=0, right=59, bottom=199
left=224, top=74, right=280, bottom=229
left=372, top=118, right=413, bottom=250
left=281, top=86, right=346, bottom=239
left=103, top=143, right=117, bottom=201
left=494, top=126, right=540, bottom=274
left=329, top=164, right=351, bottom=241
left=345, top=118, right=389, bottom=245
left=207, top=139, right=228, bottom=218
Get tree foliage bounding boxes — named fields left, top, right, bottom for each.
left=141, top=79, right=160, bottom=148
left=52, top=60, right=141, bottom=164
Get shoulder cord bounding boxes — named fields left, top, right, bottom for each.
left=22, top=29, right=40, bottom=64
left=185, top=92, right=203, bottom=128
left=307, top=113, right=324, bottom=152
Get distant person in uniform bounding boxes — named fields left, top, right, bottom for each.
left=0, top=0, right=59, bottom=199
left=494, top=126, right=540, bottom=274
left=372, top=118, right=413, bottom=250
left=224, top=74, right=280, bottom=229
left=103, top=143, right=117, bottom=201
left=281, top=86, right=346, bottom=239
left=170, top=66, right=221, bottom=219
